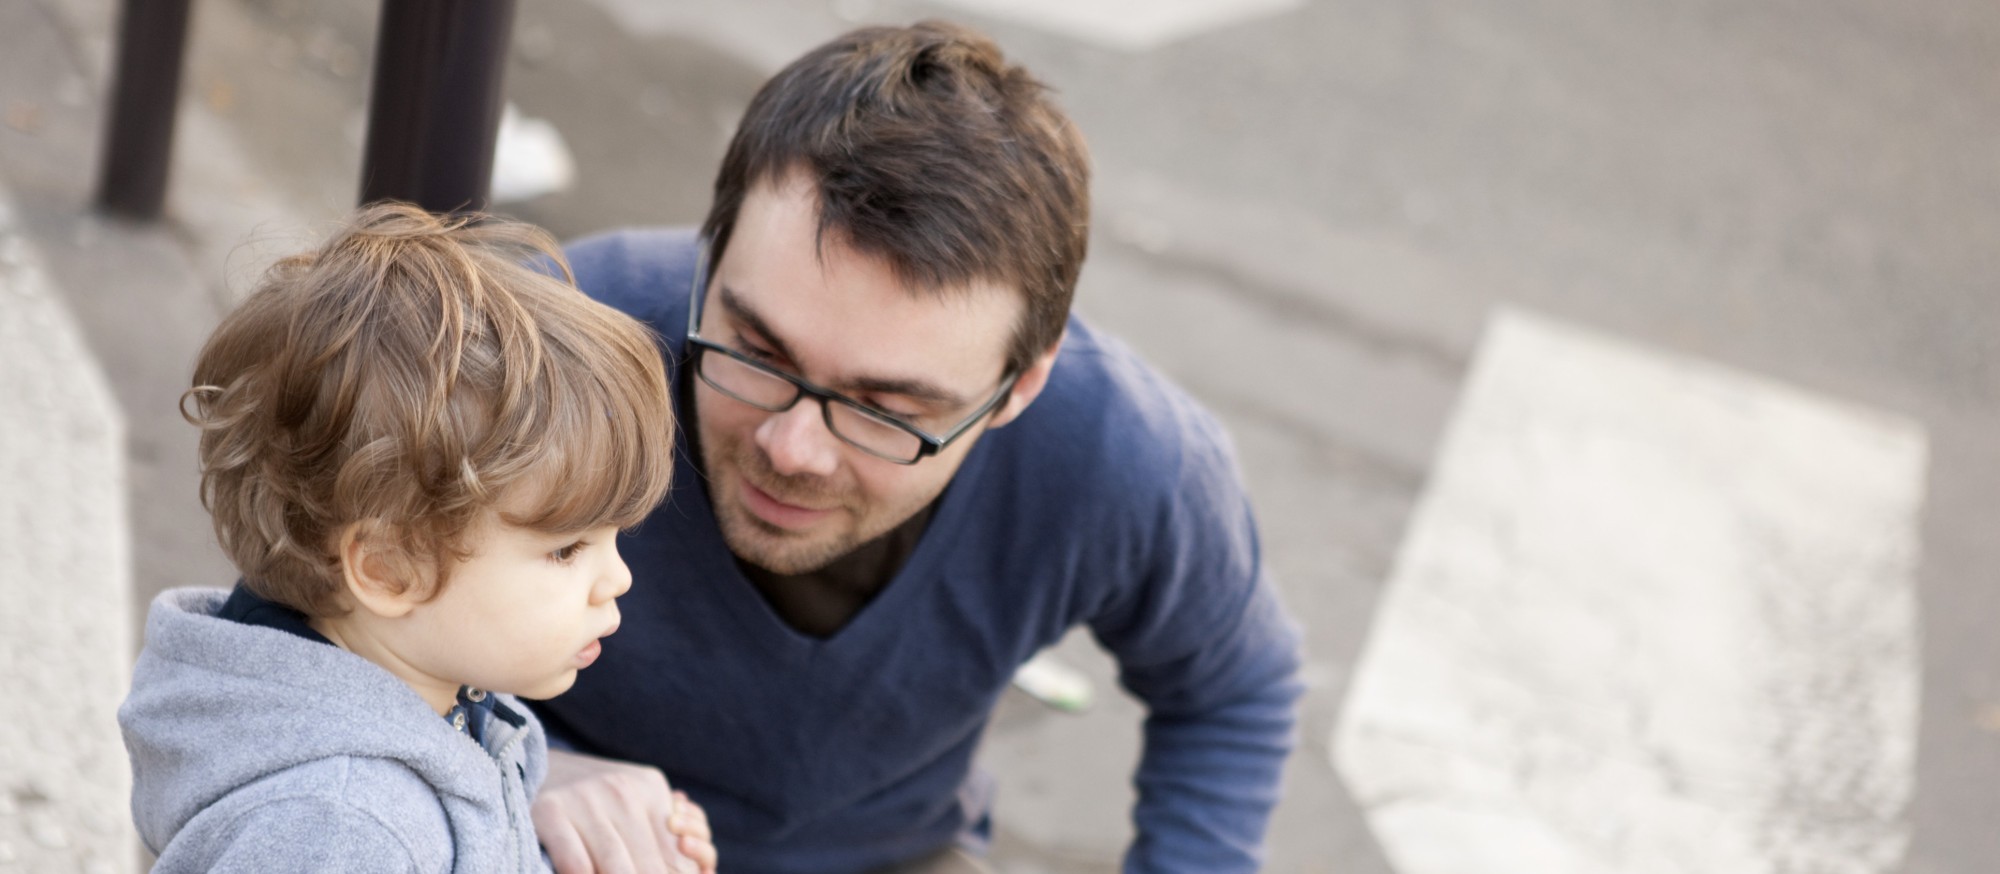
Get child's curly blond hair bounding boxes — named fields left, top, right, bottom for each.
left=183, top=203, right=674, bottom=616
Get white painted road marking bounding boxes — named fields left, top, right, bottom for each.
left=1333, top=309, right=1926, bottom=874
left=922, top=0, right=1305, bottom=51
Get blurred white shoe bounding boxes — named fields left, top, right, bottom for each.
left=1011, top=650, right=1094, bottom=713
left=490, top=103, right=575, bottom=204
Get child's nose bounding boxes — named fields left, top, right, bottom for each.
left=596, top=540, right=633, bottom=602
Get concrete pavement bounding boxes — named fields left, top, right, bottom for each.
left=0, top=176, right=133, bottom=874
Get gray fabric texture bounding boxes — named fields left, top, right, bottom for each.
left=119, top=587, right=551, bottom=873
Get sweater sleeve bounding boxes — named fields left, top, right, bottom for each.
left=185, top=797, right=424, bottom=874
left=1087, top=415, right=1305, bottom=874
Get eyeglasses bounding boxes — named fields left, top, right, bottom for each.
left=685, top=245, right=1020, bottom=465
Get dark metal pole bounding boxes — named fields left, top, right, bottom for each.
left=358, top=0, right=518, bottom=214
left=95, top=0, right=195, bottom=219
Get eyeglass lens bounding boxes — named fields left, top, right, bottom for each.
left=697, top=350, right=925, bottom=462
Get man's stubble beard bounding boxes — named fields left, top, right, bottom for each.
left=702, top=424, right=909, bottom=575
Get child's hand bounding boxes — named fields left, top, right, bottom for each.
left=669, top=790, right=718, bottom=874
left=536, top=748, right=714, bottom=874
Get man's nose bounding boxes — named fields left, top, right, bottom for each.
left=756, top=399, right=842, bottom=477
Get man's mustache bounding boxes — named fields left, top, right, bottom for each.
left=736, top=442, right=848, bottom=508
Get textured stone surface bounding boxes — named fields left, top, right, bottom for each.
left=1335, top=309, right=1926, bottom=874
left=0, top=185, right=135, bottom=873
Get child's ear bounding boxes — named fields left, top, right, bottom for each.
left=334, top=520, right=427, bottom=619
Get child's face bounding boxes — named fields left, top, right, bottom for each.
left=388, top=502, right=633, bottom=706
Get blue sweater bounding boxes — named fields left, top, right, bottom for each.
left=534, top=229, right=1303, bottom=874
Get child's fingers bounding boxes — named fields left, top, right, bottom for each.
left=670, top=790, right=713, bottom=841
left=668, top=790, right=717, bottom=873
left=678, top=834, right=719, bottom=874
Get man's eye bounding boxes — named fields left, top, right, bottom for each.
left=733, top=335, right=778, bottom=362
left=868, top=402, right=924, bottom=425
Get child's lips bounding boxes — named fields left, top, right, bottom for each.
left=575, top=622, right=618, bottom=668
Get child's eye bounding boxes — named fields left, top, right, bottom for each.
left=549, top=541, right=587, bottom=564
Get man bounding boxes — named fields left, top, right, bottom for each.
left=529, top=20, right=1303, bottom=874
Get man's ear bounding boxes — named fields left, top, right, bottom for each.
left=987, top=330, right=1065, bottom=430
left=334, top=521, right=426, bottom=619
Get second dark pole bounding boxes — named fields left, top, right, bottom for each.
left=95, top=0, right=195, bottom=219
left=357, top=0, right=518, bottom=214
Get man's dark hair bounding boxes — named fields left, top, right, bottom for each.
left=702, top=20, right=1090, bottom=374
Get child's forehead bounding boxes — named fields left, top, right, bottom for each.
left=486, top=479, right=576, bottom=532
left=485, top=468, right=620, bottom=534
left=455, top=502, right=577, bottom=556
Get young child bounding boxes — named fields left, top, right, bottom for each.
left=119, top=204, right=705, bottom=872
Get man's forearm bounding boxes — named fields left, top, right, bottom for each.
left=1124, top=674, right=1302, bottom=873
left=1116, top=577, right=1306, bottom=873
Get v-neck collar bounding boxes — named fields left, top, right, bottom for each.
left=733, top=497, right=940, bottom=639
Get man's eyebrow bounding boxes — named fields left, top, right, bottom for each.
left=845, top=375, right=966, bottom=409
left=717, top=285, right=798, bottom=363
left=716, top=285, right=970, bottom=409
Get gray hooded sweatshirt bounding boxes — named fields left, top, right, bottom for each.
left=119, top=587, right=551, bottom=873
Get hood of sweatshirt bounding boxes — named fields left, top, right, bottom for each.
left=119, top=587, right=548, bottom=872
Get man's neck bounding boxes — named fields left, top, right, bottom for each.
left=733, top=497, right=938, bottom=638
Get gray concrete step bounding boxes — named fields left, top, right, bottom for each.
left=0, top=176, right=135, bottom=874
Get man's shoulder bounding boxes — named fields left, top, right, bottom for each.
left=562, top=226, right=701, bottom=328
left=1014, top=319, right=1240, bottom=494
left=961, top=319, right=1250, bottom=565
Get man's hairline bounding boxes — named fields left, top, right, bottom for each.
left=714, top=164, right=1048, bottom=360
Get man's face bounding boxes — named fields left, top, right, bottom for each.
left=694, top=173, right=1037, bottom=574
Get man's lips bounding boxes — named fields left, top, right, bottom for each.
left=741, top=479, right=833, bottom=529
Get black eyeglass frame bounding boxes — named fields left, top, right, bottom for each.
left=684, top=244, right=1021, bottom=465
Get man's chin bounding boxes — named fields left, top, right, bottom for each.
left=717, top=506, right=852, bottom=575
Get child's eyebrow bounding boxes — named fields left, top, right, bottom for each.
left=715, top=285, right=969, bottom=409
